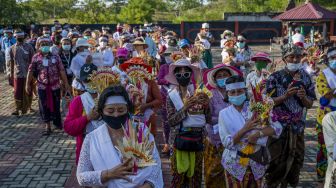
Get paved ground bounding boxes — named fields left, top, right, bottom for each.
left=0, top=46, right=319, bottom=187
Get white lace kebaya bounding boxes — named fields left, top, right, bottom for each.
left=76, top=124, right=164, bottom=188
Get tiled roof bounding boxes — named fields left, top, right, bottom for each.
left=274, top=2, right=336, bottom=20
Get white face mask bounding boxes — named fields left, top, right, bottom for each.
left=286, top=63, right=301, bottom=72
left=99, top=41, right=107, bottom=48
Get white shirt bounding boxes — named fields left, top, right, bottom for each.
left=292, top=33, right=305, bottom=44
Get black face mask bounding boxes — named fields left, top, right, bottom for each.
left=176, top=77, right=191, bottom=87
left=17, top=38, right=24, bottom=43
left=118, top=59, right=126, bottom=64
left=102, top=113, right=128, bottom=129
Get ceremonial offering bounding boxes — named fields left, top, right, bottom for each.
left=117, top=119, right=156, bottom=168
left=87, top=67, right=121, bottom=94
left=249, top=81, right=275, bottom=126
left=120, top=57, right=153, bottom=115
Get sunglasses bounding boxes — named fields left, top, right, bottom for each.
left=175, top=72, right=191, bottom=79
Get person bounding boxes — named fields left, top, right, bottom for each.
left=322, top=111, right=336, bottom=188
left=246, top=52, right=272, bottom=96
left=76, top=85, right=163, bottom=188
left=218, top=75, right=282, bottom=187
left=195, top=23, right=214, bottom=68
left=50, top=34, right=62, bottom=55
left=157, top=50, right=179, bottom=154
left=1, top=28, right=16, bottom=53
left=7, top=30, right=35, bottom=116
left=83, top=29, right=92, bottom=40
left=220, top=30, right=234, bottom=49
left=120, top=57, right=162, bottom=134
left=113, top=23, right=123, bottom=40
left=2, top=28, right=16, bottom=73
left=265, top=45, right=316, bottom=187
left=115, top=47, right=129, bottom=65
left=140, top=28, right=157, bottom=58
left=292, top=27, right=305, bottom=48
left=132, top=37, right=148, bottom=57
left=94, top=36, right=114, bottom=67
left=235, top=35, right=253, bottom=76
left=203, top=64, right=242, bottom=187
left=59, top=37, right=74, bottom=86
left=316, top=47, right=336, bottom=185
left=36, top=27, right=51, bottom=50
left=64, top=63, right=102, bottom=164
left=26, top=38, right=71, bottom=135
left=70, top=38, right=91, bottom=96
left=165, top=58, right=210, bottom=187
left=178, top=39, right=190, bottom=57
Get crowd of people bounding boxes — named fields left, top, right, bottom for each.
left=1, top=20, right=336, bottom=188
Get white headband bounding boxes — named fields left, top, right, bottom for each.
left=226, top=82, right=246, bottom=91
left=327, top=50, right=336, bottom=58
left=14, top=32, right=24, bottom=37
left=105, top=96, right=127, bottom=105
left=3, top=29, right=13, bottom=33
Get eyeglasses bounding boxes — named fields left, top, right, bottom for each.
left=175, top=72, right=191, bottom=79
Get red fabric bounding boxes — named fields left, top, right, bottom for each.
left=14, top=78, right=25, bottom=100
left=64, top=96, right=89, bottom=164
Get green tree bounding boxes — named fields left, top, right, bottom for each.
left=118, top=0, right=158, bottom=23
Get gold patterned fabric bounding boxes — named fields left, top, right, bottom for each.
left=204, top=139, right=226, bottom=188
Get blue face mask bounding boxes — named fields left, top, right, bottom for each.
left=4, top=33, right=8, bottom=38
left=62, top=45, right=71, bottom=51
left=228, top=94, right=246, bottom=106
left=216, top=78, right=228, bottom=88
left=329, top=60, right=336, bottom=69
left=237, top=42, right=245, bottom=49
left=40, top=46, right=50, bottom=54
left=83, top=36, right=90, bottom=40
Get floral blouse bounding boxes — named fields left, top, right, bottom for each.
left=218, top=101, right=282, bottom=181
left=29, top=52, right=65, bottom=90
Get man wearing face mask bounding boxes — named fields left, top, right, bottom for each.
left=2, top=28, right=16, bottom=73
left=1, top=28, right=16, bottom=53
left=50, top=34, right=62, bottom=55
left=315, top=47, right=336, bottom=186
left=195, top=23, right=215, bottom=69
left=7, top=30, right=35, bottom=116
left=95, top=36, right=114, bottom=67
left=246, top=52, right=272, bottom=96
left=265, top=45, right=316, bottom=187
left=59, top=37, right=74, bottom=86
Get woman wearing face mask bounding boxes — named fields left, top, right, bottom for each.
left=26, top=38, right=71, bottom=135
left=115, top=47, right=129, bottom=66
left=59, top=37, right=74, bottom=86
left=235, top=35, right=253, bottom=76
left=203, top=64, right=242, bottom=188
left=246, top=52, right=272, bottom=97
left=94, top=35, right=114, bottom=67
left=35, top=27, right=51, bottom=50
left=70, top=38, right=92, bottom=96
left=64, top=63, right=101, bottom=164
left=265, top=45, right=316, bottom=187
left=218, top=75, right=282, bottom=187
left=315, top=47, right=336, bottom=186
left=157, top=49, right=179, bottom=154
left=76, top=85, right=163, bottom=188
left=165, top=58, right=211, bottom=187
